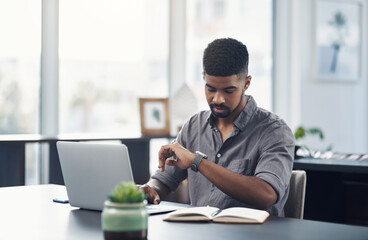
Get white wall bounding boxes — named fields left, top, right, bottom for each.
left=275, top=0, right=368, bottom=153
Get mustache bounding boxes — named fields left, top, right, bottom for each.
left=210, top=104, right=228, bottom=109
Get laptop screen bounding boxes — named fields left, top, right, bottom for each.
left=57, top=141, right=134, bottom=211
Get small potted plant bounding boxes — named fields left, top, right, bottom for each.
left=102, top=181, right=148, bottom=240
left=294, top=126, right=332, bottom=158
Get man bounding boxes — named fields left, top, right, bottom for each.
left=140, top=38, right=294, bottom=216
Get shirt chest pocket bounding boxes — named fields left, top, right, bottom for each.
left=221, top=159, right=252, bottom=176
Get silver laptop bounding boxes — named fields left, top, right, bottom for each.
left=57, top=141, right=134, bottom=211
left=56, top=141, right=185, bottom=214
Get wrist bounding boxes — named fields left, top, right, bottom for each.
left=147, top=179, right=169, bottom=198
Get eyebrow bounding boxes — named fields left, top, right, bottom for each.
left=205, top=84, right=237, bottom=90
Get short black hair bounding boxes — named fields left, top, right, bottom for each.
left=203, top=38, right=249, bottom=77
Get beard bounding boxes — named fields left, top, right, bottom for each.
left=209, top=93, right=244, bottom=119
left=210, top=104, right=232, bottom=118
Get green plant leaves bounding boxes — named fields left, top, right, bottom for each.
left=294, top=127, right=306, bottom=140
left=294, top=126, right=324, bottom=141
left=108, top=181, right=147, bottom=203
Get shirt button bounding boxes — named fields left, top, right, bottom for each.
left=217, top=153, right=221, bottom=158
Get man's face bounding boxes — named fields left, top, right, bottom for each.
left=203, top=73, right=251, bottom=119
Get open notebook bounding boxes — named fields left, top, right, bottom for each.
left=163, top=206, right=270, bottom=223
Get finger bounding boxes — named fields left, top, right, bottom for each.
left=159, top=145, right=176, bottom=160
left=147, top=187, right=160, bottom=204
left=158, top=146, right=169, bottom=171
left=158, top=145, right=175, bottom=171
left=153, top=194, right=160, bottom=205
left=158, top=156, right=166, bottom=172
left=158, top=162, right=165, bottom=172
left=142, top=185, right=158, bottom=204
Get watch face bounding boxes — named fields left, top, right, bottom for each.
left=195, top=151, right=207, bottom=159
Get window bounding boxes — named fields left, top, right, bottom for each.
left=0, top=0, right=41, bottom=134
left=0, top=0, right=274, bottom=184
left=59, top=0, right=169, bottom=135
left=186, top=0, right=273, bottom=111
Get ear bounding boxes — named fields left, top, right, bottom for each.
left=243, top=75, right=252, bottom=91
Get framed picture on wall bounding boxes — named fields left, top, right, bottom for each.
left=314, top=0, right=362, bottom=82
left=139, top=98, right=170, bottom=135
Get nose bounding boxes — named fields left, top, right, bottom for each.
left=213, top=91, right=225, bottom=105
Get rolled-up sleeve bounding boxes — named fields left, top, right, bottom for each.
left=151, top=122, right=189, bottom=192
left=255, top=122, right=295, bottom=203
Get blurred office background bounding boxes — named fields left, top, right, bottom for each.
left=0, top=0, right=367, bottom=184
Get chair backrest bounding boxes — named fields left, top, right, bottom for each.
left=165, top=179, right=190, bottom=204
left=284, top=170, right=307, bottom=219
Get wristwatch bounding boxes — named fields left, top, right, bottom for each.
left=191, top=151, right=208, bottom=172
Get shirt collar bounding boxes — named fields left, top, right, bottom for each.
left=234, top=95, right=257, bottom=131
left=206, top=95, right=257, bottom=131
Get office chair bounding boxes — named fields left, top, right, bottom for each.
left=284, top=170, right=307, bottom=219
left=165, top=179, right=190, bottom=204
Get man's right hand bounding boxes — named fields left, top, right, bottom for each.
left=137, top=184, right=161, bottom=204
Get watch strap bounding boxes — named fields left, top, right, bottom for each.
left=191, top=151, right=207, bottom=172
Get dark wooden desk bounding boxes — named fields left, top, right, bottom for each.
left=294, top=158, right=368, bottom=173
left=294, top=158, right=368, bottom=226
left=0, top=185, right=367, bottom=240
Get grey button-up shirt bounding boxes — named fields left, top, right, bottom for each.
left=152, top=95, right=295, bottom=216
